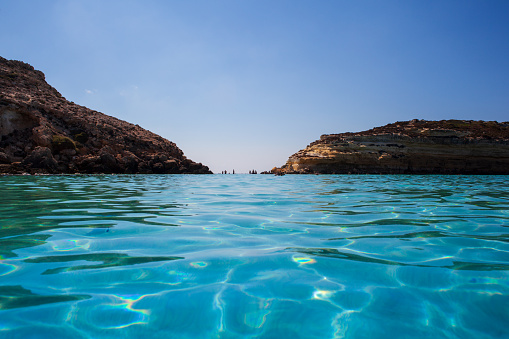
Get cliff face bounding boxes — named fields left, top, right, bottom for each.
left=0, top=56, right=211, bottom=174
left=277, top=119, right=509, bottom=175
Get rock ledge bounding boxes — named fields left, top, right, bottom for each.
left=274, top=119, right=509, bottom=175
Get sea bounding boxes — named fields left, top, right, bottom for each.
left=0, top=174, right=508, bottom=338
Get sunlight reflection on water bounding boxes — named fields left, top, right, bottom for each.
left=0, top=174, right=508, bottom=338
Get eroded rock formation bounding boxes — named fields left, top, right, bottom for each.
left=275, top=119, right=509, bottom=174
left=0, top=56, right=211, bottom=174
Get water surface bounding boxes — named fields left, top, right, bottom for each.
left=0, top=175, right=508, bottom=338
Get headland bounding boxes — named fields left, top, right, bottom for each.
left=273, top=119, right=509, bottom=175
left=0, top=57, right=211, bottom=174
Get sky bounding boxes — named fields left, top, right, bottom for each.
left=1, top=0, right=508, bottom=173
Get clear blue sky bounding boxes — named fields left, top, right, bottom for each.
left=1, top=0, right=508, bottom=173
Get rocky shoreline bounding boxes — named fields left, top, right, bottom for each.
left=3, top=57, right=508, bottom=176
left=0, top=57, right=211, bottom=175
left=273, top=119, right=509, bottom=175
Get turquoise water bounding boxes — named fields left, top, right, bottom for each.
left=0, top=174, right=508, bottom=338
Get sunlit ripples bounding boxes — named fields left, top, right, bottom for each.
left=0, top=174, right=508, bottom=338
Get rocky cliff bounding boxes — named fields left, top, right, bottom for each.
left=275, top=119, right=509, bottom=174
left=0, top=57, right=211, bottom=174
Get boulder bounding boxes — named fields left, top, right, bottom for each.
left=0, top=151, right=10, bottom=164
left=22, top=146, right=57, bottom=171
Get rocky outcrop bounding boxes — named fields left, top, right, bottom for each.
left=275, top=119, right=509, bottom=174
left=0, top=56, right=211, bottom=174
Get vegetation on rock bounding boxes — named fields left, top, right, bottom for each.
left=0, top=56, right=211, bottom=174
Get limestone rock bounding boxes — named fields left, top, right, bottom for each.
left=276, top=120, right=509, bottom=175
left=0, top=56, right=212, bottom=174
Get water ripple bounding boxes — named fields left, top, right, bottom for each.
left=0, top=174, right=508, bottom=338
